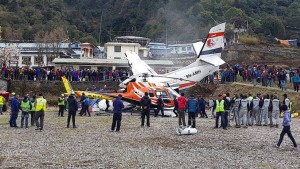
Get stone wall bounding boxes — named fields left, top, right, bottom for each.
left=8, top=80, right=119, bottom=96
left=8, top=80, right=119, bottom=105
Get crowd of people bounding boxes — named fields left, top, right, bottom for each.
left=219, top=64, right=300, bottom=91
left=0, top=65, right=131, bottom=82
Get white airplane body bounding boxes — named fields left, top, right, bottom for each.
left=121, top=23, right=226, bottom=90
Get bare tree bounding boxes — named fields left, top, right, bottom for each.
left=34, top=27, right=68, bottom=66
left=0, top=46, right=21, bottom=67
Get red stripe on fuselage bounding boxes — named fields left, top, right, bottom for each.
left=208, top=32, right=224, bottom=38
left=179, top=82, right=197, bottom=89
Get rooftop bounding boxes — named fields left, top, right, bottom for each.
left=52, top=58, right=173, bottom=66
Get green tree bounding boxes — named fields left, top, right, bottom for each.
left=262, top=16, right=285, bottom=38
left=224, top=7, right=246, bottom=21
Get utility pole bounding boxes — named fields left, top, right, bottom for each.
left=98, top=12, right=103, bottom=45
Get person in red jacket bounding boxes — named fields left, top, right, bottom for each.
left=177, top=93, right=187, bottom=127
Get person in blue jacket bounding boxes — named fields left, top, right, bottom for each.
left=185, top=94, right=198, bottom=128
left=274, top=105, right=297, bottom=149
left=9, top=94, right=20, bottom=127
left=111, top=94, right=124, bottom=132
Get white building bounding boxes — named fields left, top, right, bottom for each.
left=0, top=43, right=71, bottom=68
left=104, top=42, right=148, bottom=59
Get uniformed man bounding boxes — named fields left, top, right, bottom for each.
left=29, top=95, right=36, bottom=126
left=208, top=96, right=215, bottom=118
left=283, top=94, right=290, bottom=110
left=231, top=94, right=241, bottom=128
left=20, top=96, right=32, bottom=128
left=271, top=95, right=281, bottom=128
left=262, top=95, right=271, bottom=126
left=34, top=93, right=47, bottom=131
left=58, top=94, right=65, bottom=117
left=239, top=95, right=249, bottom=128
left=0, top=94, right=4, bottom=115
left=250, top=96, right=260, bottom=126
left=214, top=94, right=226, bottom=130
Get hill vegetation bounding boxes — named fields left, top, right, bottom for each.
left=1, top=0, right=300, bottom=45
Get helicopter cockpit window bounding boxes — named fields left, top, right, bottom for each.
left=149, top=89, right=154, bottom=97
left=156, top=90, right=168, bottom=98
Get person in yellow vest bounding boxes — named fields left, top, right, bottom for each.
left=0, top=95, right=4, bottom=115
left=29, top=95, right=36, bottom=126
left=20, top=96, right=32, bottom=128
left=34, top=93, right=47, bottom=131
left=58, top=94, right=65, bottom=117
left=214, top=94, right=226, bottom=130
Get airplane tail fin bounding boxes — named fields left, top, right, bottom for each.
left=197, top=23, right=226, bottom=66
left=61, top=76, right=73, bottom=94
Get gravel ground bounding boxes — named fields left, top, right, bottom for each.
left=0, top=110, right=300, bottom=169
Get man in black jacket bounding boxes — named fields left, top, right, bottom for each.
left=154, top=95, right=164, bottom=117
left=140, top=92, right=151, bottom=127
left=67, top=92, right=78, bottom=128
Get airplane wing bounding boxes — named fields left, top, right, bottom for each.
left=199, top=55, right=225, bottom=66
left=125, top=51, right=158, bottom=76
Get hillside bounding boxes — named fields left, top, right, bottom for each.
left=1, top=0, right=300, bottom=45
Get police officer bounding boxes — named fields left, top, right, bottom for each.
left=0, top=94, right=4, bottom=115
left=283, top=94, right=290, bottom=110
left=9, top=94, right=20, bottom=128
left=271, top=96, right=281, bottom=128
left=262, top=95, right=271, bottom=126
left=34, top=93, right=47, bottom=131
left=214, top=94, right=226, bottom=130
left=239, top=95, right=249, bottom=128
left=250, top=96, right=260, bottom=126
left=140, top=92, right=151, bottom=127
left=29, top=95, right=36, bottom=126
left=58, top=94, right=65, bottom=117
left=186, top=94, right=198, bottom=128
left=67, top=91, right=78, bottom=128
left=232, top=94, right=241, bottom=128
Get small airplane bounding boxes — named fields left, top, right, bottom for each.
left=120, top=23, right=226, bottom=90
left=61, top=76, right=179, bottom=116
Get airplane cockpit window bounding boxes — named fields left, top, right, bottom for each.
left=155, top=90, right=168, bottom=98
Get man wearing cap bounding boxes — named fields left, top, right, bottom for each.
left=34, top=93, right=47, bottom=131
left=58, top=94, right=65, bottom=117
left=67, top=91, right=78, bottom=128
left=111, top=94, right=124, bottom=132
